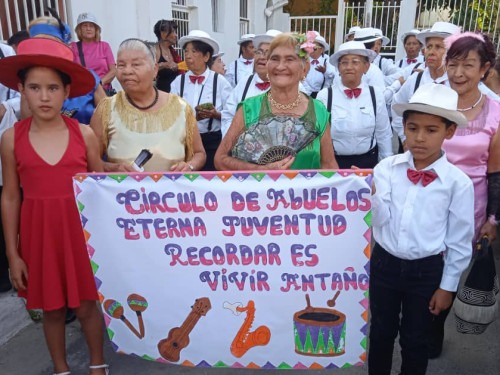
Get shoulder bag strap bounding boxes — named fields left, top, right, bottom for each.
left=207, top=72, right=218, bottom=132
left=414, top=71, right=424, bottom=93
left=180, top=73, right=186, bottom=97
left=241, top=74, right=254, bottom=102
left=77, top=41, right=86, bottom=67
left=379, top=57, right=383, bottom=70
left=369, top=85, right=377, bottom=149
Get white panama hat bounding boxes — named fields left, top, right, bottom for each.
left=179, top=30, right=220, bottom=55
left=329, top=41, right=377, bottom=67
left=237, top=34, right=255, bottom=45
left=354, top=27, right=390, bottom=46
left=253, top=29, right=282, bottom=49
left=401, top=29, right=421, bottom=43
left=314, top=35, right=330, bottom=52
left=416, top=22, right=461, bottom=45
left=76, top=12, right=100, bottom=29
left=213, top=52, right=224, bottom=59
left=392, top=83, right=467, bottom=128
left=345, top=26, right=361, bottom=38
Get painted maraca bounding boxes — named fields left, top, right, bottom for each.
left=103, top=299, right=142, bottom=339
left=127, top=294, right=148, bottom=338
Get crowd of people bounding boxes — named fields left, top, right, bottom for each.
left=0, top=10, right=499, bottom=375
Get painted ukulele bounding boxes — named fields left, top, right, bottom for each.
left=230, top=300, right=271, bottom=358
left=157, top=297, right=211, bottom=362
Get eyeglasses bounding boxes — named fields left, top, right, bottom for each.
left=339, top=59, right=364, bottom=68
left=313, top=46, right=323, bottom=51
left=255, top=49, right=269, bottom=57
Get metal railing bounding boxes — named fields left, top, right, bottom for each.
left=1, top=0, right=70, bottom=41
left=240, top=18, right=250, bottom=36
left=172, top=3, right=190, bottom=59
left=289, top=15, right=337, bottom=51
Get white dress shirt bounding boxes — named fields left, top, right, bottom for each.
left=396, top=53, right=425, bottom=70
left=316, top=82, right=393, bottom=159
left=171, top=68, right=232, bottom=133
left=373, top=55, right=403, bottom=86
left=0, top=43, right=20, bottom=116
left=301, top=55, right=336, bottom=95
left=372, top=151, right=474, bottom=291
left=224, top=57, right=254, bottom=87
left=221, top=73, right=270, bottom=138
left=391, top=69, right=449, bottom=142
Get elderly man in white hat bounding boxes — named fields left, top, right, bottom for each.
left=225, top=33, right=255, bottom=87
left=355, top=27, right=402, bottom=86
left=302, top=32, right=337, bottom=98
left=391, top=21, right=461, bottom=152
left=170, top=30, right=232, bottom=171
left=221, top=30, right=282, bottom=138
left=317, top=41, right=393, bottom=169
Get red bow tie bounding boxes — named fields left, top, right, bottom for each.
left=407, top=168, right=438, bottom=187
left=243, top=60, right=252, bottom=65
left=189, top=75, right=205, bottom=84
left=311, top=59, right=319, bottom=65
left=255, top=82, right=271, bottom=91
left=344, top=88, right=362, bottom=99
left=407, top=58, right=417, bottom=64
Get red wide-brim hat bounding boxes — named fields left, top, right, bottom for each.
left=0, top=38, right=94, bottom=98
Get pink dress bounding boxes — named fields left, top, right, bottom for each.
left=443, top=97, right=500, bottom=240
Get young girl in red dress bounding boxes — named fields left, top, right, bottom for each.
left=0, top=38, right=108, bottom=375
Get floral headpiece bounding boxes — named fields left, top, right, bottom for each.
left=294, top=31, right=316, bottom=59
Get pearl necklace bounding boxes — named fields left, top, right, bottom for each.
left=268, top=91, right=301, bottom=111
left=126, top=87, right=159, bottom=110
left=457, top=92, right=483, bottom=112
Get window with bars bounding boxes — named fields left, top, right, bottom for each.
left=212, top=0, right=221, bottom=32
left=240, top=0, right=249, bottom=35
left=172, top=0, right=186, bottom=5
left=1, top=0, right=69, bottom=41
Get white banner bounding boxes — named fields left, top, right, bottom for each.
left=73, top=170, right=372, bottom=370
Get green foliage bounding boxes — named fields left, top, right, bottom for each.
left=450, top=0, right=499, bottom=33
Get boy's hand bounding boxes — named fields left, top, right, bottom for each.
left=429, top=288, right=453, bottom=315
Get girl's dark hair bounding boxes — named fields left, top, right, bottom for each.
left=239, top=40, right=252, bottom=57
left=184, top=40, right=214, bottom=61
left=446, top=33, right=496, bottom=81
left=492, top=56, right=500, bottom=75
left=18, top=67, right=71, bottom=86
left=7, top=30, right=29, bottom=46
left=364, top=41, right=376, bottom=50
left=403, top=110, right=455, bottom=128
left=153, top=19, right=177, bottom=40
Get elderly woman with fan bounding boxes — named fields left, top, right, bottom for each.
left=214, top=32, right=338, bottom=171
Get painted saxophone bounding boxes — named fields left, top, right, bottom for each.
left=230, top=300, right=271, bottom=358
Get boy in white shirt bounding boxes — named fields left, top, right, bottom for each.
left=369, top=83, right=475, bottom=375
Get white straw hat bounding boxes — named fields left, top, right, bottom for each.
left=76, top=12, right=100, bottom=29
left=314, top=35, right=329, bottom=52
left=392, top=83, right=467, bottom=128
left=253, top=29, right=282, bottom=49
left=345, top=26, right=361, bottom=38
left=329, top=41, right=377, bottom=67
left=417, top=22, right=461, bottom=45
left=401, top=29, right=421, bottom=43
left=179, top=30, right=220, bottom=55
left=237, top=34, right=255, bottom=45
left=354, top=27, right=389, bottom=46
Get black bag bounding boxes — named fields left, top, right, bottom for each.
left=454, top=237, right=499, bottom=334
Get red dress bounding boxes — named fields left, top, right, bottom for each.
left=15, top=116, right=98, bottom=311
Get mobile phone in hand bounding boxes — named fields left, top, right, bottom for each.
left=132, top=149, right=153, bottom=171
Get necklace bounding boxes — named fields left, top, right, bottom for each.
left=126, top=87, right=159, bottom=110
left=268, top=91, right=301, bottom=111
left=457, top=92, right=483, bottom=112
